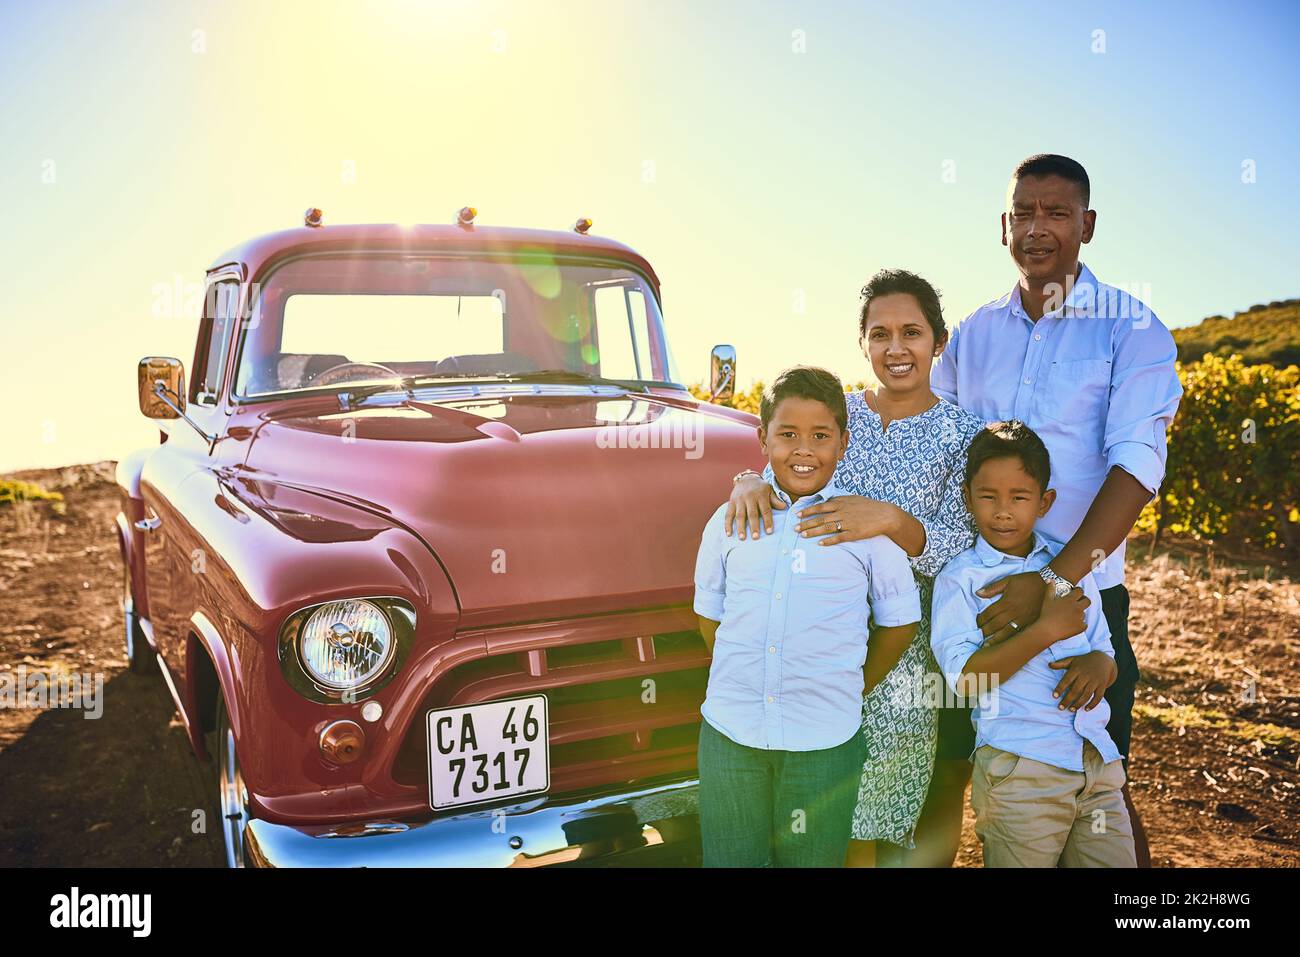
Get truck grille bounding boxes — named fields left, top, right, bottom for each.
left=391, top=608, right=710, bottom=795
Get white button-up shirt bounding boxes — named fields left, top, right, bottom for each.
left=693, top=476, right=922, bottom=751
left=931, top=263, right=1183, bottom=589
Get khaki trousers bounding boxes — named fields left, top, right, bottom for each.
left=971, top=742, right=1136, bottom=868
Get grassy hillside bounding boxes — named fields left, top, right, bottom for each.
left=1174, top=297, right=1300, bottom=368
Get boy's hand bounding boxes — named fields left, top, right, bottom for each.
left=978, top=571, right=1047, bottom=645
left=724, top=474, right=786, bottom=539
left=1035, top=585, right=1091, bottom=644
left=1048, top=650, right=1117, bottom=712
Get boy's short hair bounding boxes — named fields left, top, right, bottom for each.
left=857, top=268, right=947, bottom=346
left=759, top=366, right=848, bottom=433
left=964, top=420, right=1052, bottom=491
left=1012, top=153, right=1091, bottom=207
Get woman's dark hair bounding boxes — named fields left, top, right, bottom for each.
left=963, top=420, right=1052, bottom=491
left=759, top=366, right=848, bottom=433
left=1013, top=153, right=1091, bottom=207
left=857, top=268, right=947, bottom=346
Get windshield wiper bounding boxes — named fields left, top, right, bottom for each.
left=505, top=369, right=649, bottom=392
left=339, top=373, right=500, bottom=404
left=338, top=369, right=647, bottom=409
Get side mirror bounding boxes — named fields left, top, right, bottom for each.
left=138, top=357, right=185, bottom=419
left=708, top=344, right=736, bottom=403
left=137, top=357, right=218, bottom=448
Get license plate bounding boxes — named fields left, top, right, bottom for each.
left=425, top=694, right=550, bottom=810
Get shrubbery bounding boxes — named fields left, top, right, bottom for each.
left=1142, top=353, right=1299, bottom=550
left=1173, top=299, right=1300, bottom=368
left=0, top=480, right=63, bottom=507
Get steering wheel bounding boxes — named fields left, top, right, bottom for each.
left=309, top=361, right=402, bottom=387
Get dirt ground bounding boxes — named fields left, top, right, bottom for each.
left=1, top=462, right=1296, bottom=867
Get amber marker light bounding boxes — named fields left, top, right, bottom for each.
left=573, top=217, right=592, bottom=234
left=320, top=720, right=365, bottom=765
left=456, top=206, right=477, bottom=227
left=304, top=207, right=324, bottom=228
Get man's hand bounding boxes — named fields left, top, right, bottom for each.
left=977, top=571, right=1047, bottom=645
left=724, top=474, right=786, bottom=539
left=1048, top=650, right=1117, bottom=712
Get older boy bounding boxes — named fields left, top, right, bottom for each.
left=693, top=366, right=921, bottom=867
left=928, top=154, right=1182, bottom=864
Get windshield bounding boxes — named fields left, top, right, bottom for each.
left=233, top=252, right=677, bottom=398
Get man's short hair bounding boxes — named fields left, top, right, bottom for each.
left=857, top=268, right=948, bottom=346
left=1012, top=154, right=1090, bottom=207
left=964, top=420, right=1052, bottom=492
left=760, top=366, right=848, bottom=433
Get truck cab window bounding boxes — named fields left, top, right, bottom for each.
left=193, top=281, right=237, bottom=406
left=592, top=283, right=651, bottom=380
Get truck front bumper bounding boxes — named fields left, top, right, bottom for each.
left=244, top=777, right=701, bottom=867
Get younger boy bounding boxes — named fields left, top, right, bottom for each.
left=930, top=421, right=1136, bottom=867
left=693, top=366, right=922, bottom=867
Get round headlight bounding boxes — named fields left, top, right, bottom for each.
left=298, top=599, right=395, bottom=691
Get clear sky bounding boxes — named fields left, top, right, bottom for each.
left=2, top=0, right=1297, bottom=471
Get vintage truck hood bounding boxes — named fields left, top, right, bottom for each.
left=239, top=390, right=763, bottom=628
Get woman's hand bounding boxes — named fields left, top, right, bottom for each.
left=976, top=571, right=1048, bottom=645
left=724, top=474, right=787, bottom=539
left=793, top=495, right=905, bottom=547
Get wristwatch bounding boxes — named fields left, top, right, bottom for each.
left=1039, top=565, right=1074, bottom=598
left=732, top=469, right=762, bottom=484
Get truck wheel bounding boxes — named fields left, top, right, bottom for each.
left=122, top=561, right=154, bottom=675
left=206, top=695, right=250, bottom=868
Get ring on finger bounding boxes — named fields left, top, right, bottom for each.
left=1009, top=620, right=1020, bottom=630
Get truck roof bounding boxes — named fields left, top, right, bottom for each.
left=208, top=223, right=661, bottom=289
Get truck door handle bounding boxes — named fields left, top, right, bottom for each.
left=135, top=516, right=162, bottom=533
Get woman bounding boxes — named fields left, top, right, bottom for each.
left=724, top=269, right=984, bottom=867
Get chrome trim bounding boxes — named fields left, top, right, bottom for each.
left=708, top=344, right=736, bottom=403
left=151, top=379, right=220, bottom=449
left=356, top=382, right=629, bottom=406
left=123, top=596, right=137, bottom=658
left=155, top=652, right=189, bottom=734
left=219, top=708, right=250, bottom=868
left=243, top=777, right=701, bottom=868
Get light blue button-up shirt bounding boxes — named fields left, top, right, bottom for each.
left=930, top=531, right=1122, bottom=771
left=930, top=263, right=1183, bottom=589
left=693, top=475, right=922, bottom=751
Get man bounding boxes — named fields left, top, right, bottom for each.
left=926, top=154, right=1183, bottom=867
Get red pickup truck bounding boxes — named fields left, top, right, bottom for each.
left=116, top=209, right=760, bottom=866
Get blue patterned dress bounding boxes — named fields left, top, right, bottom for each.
left=766, top=391, right=984, bottom=846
